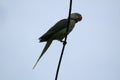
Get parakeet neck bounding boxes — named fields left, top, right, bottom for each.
left=70, top=18, right=78, bottom=23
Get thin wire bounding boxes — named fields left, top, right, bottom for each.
left=55, top=0, right=72, bottom=80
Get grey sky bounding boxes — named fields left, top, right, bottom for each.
left=0, top=0, right=120, bottom=80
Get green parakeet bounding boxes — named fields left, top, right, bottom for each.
left=33, top=13, right=82, bottom=69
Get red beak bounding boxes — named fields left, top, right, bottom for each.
left=77, top=16, right=82, bottom=21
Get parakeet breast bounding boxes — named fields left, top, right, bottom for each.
left=53, top=20, right=76, bottom=41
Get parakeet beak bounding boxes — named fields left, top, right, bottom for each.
left=77, top=16, right=82, bottom=21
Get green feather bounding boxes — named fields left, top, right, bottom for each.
left=40, top=19, right=68, bottom=42
left=33, top=39, right=53, bottom=69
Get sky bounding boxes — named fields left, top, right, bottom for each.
left=0, top=0, right=120, bottom=80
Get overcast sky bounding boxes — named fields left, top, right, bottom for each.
left=0, top=0, right=120, bottom=80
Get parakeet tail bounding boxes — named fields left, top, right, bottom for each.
left=33, top=39, right=53, bottom=69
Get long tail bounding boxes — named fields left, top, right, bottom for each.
left=33, top=39, right=53, bottom=69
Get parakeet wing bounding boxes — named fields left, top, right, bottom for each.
left=40, top=19, right=68, bottom=41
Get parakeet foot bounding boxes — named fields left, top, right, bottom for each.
left=63, top=41, right=67, bottom=45
left=59, top=40, right=67, bottom=45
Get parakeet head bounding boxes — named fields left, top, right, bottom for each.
left=70, top=13, right=82, bottom=22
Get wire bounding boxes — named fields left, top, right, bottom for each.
left=55, top=0, right=72, bottom=80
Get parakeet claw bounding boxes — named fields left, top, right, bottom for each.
left=63, top=41, right=67, bottom=45
left=59, top=40, right=67, bottom=45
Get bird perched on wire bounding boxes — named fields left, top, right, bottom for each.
left=33, top=13, right=82, bottom=69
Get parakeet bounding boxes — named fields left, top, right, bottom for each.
left=33, top=13, right=82, bottom=69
